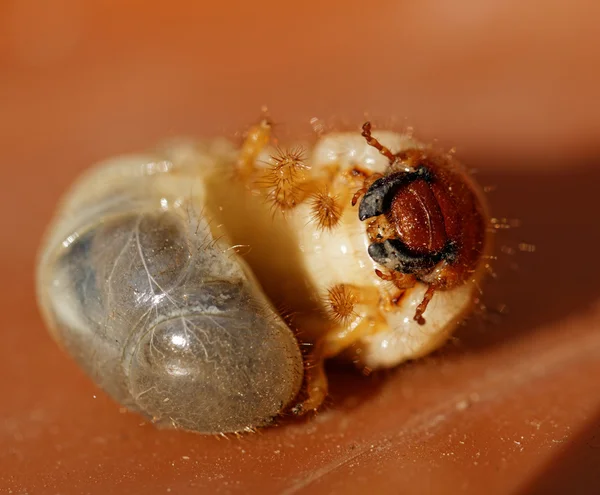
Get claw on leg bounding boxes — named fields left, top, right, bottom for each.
left=414, top=285, right=436, bottom=325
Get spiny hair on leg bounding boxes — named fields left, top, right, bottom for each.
left=325, top=284, right=357, bottom=325
left=259, top=146, right=308, bottom=212
left=309, top=187, right=343, bottom=231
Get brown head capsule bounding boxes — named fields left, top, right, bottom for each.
left=358, top=122, right=488, bottom=324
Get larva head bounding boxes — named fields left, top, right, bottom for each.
left=359, top=147, right=488, bottom=291
left=36, top=159, right=304, bottom=434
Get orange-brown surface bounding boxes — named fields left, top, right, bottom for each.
left=2, top=1, right=600, bottom=493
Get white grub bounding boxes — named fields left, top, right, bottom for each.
left=37, top=121, right=491, bottom=433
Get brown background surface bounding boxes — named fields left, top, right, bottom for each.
left=2, top=1, right=600, bottom=494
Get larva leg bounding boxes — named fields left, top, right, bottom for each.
left=374, top=268, right=420, bottom=313
left=292, top=339, right=328, bottom=415
left=293, top=285, right=383, bottom=414
left=261, top=146, right=309, bottom=212
left=306, top=166, right=381, bottom=232
left=237, top=119, right=272, bottom=179
left=413, top=285, right=437, bottom=325
left=308, top=187, right=344, bottom=231
left=376, top=268, right=436, bottom=325
left=235, top=118, right=311, bottom=213
left=325, top=283, right=380, bottom=323
left=293, top=311, right=387, bottom=414
left=322, top=313, right=386, bottom=356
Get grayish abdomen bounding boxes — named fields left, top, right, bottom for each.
left=36, top=145, right=303, bottom=434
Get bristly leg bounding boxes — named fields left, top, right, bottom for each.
left=325, top=284, right=357, bottom=324
left=309, top=187, right=343, bottom=231
left=260, top=146, right=308, bottom=212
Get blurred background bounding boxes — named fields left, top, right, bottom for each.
left=1, top=1, right=600, bottom=493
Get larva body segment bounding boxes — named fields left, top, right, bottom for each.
left=36, top=140, right=303, bottom=434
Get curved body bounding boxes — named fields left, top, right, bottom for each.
left=37, top=125, right=491, bottom=432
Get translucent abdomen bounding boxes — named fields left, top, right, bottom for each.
left=36, top=142, right=303, bottom=434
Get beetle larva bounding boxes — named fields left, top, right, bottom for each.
left=37, top=120, right=492, bottom=432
